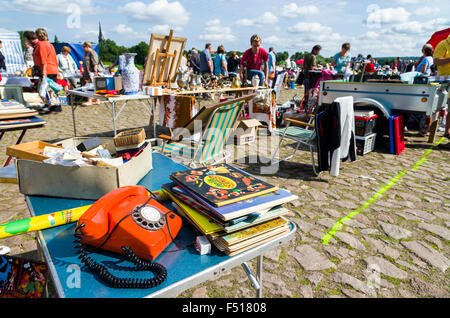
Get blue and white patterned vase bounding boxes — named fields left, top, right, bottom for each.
left=119, top=53, right=140, bottom=95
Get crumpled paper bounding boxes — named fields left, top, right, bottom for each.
left=43, top=146, right=88, bottom=166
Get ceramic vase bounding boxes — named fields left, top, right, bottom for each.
left=119, top=53, right=140, bottom=95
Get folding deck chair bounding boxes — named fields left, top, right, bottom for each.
left=270, top=115, right=320, bottom=176
left=154, top=94, right=256, bottom=167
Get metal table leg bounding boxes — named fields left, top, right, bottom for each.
left=241, top=256, right=263, bottom=298
left=111, top=101, right=117, bottom=136
left=70, top=94, right=78, bottom=136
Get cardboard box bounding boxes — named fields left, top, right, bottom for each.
left=17, top=137, right=153, bottom=200
left=232, top=119, right=261, bottom=145
left=143, top=86, right=163, bottom=96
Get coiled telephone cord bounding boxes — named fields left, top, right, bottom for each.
left=73, top=200, right=168, bottom=289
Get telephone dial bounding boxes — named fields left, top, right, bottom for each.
left=74, top=185, right=182, bottom=289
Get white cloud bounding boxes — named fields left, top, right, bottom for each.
left=112, top=24, right=134, bottom=35
left=199, top=19, right=236, bottom=43
left=413, top=7, right=440, bottom=16
left=367, top=7, right=411, bottom=25
left=121, top=0, right=189, bottom=25
left=287, top=22, right=332, bottom=35
left=1, top=0, right=95, bottom=14
left=280, top=3, right=319, bottom=18
left=236, top=12, right=278, bottom=27
left=148, top=25, right=182, bottom=34
left=393, top=0, right=420, bottom=3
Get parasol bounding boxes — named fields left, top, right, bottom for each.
left=427, top=28, right=450, bottom=49
left=296, top=59, right=304, bottom=65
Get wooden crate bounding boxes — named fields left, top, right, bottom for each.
left=6, top=141, right=63, bottom=162
left=7, top=140, right=100, bottom=162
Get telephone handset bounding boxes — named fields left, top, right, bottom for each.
left=74, top=185, right=182, bottom=289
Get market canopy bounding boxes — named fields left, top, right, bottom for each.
left=52, top=43, right=100, bottom=69
left=0, top=31, right=25, bottom=74
left=427, top=28, right=450, bottom=49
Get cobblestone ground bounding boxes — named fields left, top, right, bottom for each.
left=0, top=86, right=449, bottom=298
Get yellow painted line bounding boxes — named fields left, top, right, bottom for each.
left=322, top=137, right=445, bottom=245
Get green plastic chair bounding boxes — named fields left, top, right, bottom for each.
left=154, top=94, right=256, bottom=167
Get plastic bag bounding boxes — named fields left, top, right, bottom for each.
left=38, top=77, right=60, bottom=106
left=39, top=76, right=49, bottom=101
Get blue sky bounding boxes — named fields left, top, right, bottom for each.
left=1, top=0, right=449, bottom=58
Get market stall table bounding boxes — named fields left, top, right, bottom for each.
left=67, top=89, right=156, bottom=137
left=25, top=153, right=296, bottom=298
left=159, top=86, right=276, bottom=132
left=1, top=117, right=46, bottom=166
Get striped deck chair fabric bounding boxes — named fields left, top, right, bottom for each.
left=155, top=95, right=255, bottom=167
left=0, top=32, right=25, bottom=74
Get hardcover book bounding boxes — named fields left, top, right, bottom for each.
left=170, top=164, right=279, bottom=207
left=0, top=255, right=48, bottom=298
left=216, top=217, right=289, bottom=246
left=168, top=179, right=296, bottom=221
left=211, top=217, right=290, bottom=256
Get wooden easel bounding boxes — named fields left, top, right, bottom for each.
left=149, top=30, right=178, bottom=89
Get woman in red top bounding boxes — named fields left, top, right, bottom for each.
left=240, top=34, right=269, bottom=87
left=24, top=29, right=60, bottom=113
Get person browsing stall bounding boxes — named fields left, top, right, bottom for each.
left=200, top=43, right=213, bottom=76
left=303, top=45, right=322, bottom=94
left=189, top=49, right=201, bottom=74
left=417, top=45, right=434, bottom=76
left=81, top=41, right=100, bottom=106
left=433, top=35, right=450, bottom=145
left=29, top=28, right=58, bottom=82
left=240, top=34, right=269, bottom=87
left=227, top=51, right=240, bottom=76
left=0, top=41, right=5, bottom=71
left=332, top=42, right=351, bottom=73
left=214, top=45, right=228, bottom=77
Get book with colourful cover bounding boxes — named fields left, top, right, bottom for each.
left=0, top=116, right=45, bottom=127
left=170, top=164, right=279, bottom=207
left=211, top=217, right=290, bottom=256
left=216, top=217, right=289, bottom=247
left=163, top=185, right=223, bottom=235
left=169, top=179, right=297, bottom=221
left=0, top=255, right=48, bottom=298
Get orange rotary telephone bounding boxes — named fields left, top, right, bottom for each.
left=73, top=185, right=183, bottom=289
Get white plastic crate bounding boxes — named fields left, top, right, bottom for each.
left=355, top=133, right=376, bottom=156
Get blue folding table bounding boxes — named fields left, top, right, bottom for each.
left=25, top=153, right=296, bottom=298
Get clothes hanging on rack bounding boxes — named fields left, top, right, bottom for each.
left=315, top=96, right=356, bottom=176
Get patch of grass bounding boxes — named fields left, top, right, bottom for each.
left=313, top=281, right=326, bottom=292
left=361, top=240, right=370, bottom=249
left=380, top=273, right=403, bottom=286
left=291, top=292, right=301, bottom=298
left=330, top=256, right=341, bottom=265
left=323, top=267, right=337, bottom=276
left=327, top=288, right=342, bottom=296
left=298, top=278, right=310, bottom=286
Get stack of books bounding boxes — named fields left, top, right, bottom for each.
left=163, top=164, right=298, bottom=256
left=0, top=99, right=42, bottom=128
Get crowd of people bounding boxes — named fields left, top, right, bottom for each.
left=185, top=34, right=277, bottom=88
left=1, top=29, right=449, bottom=144
left=20, top=28, right=103, bottom=110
